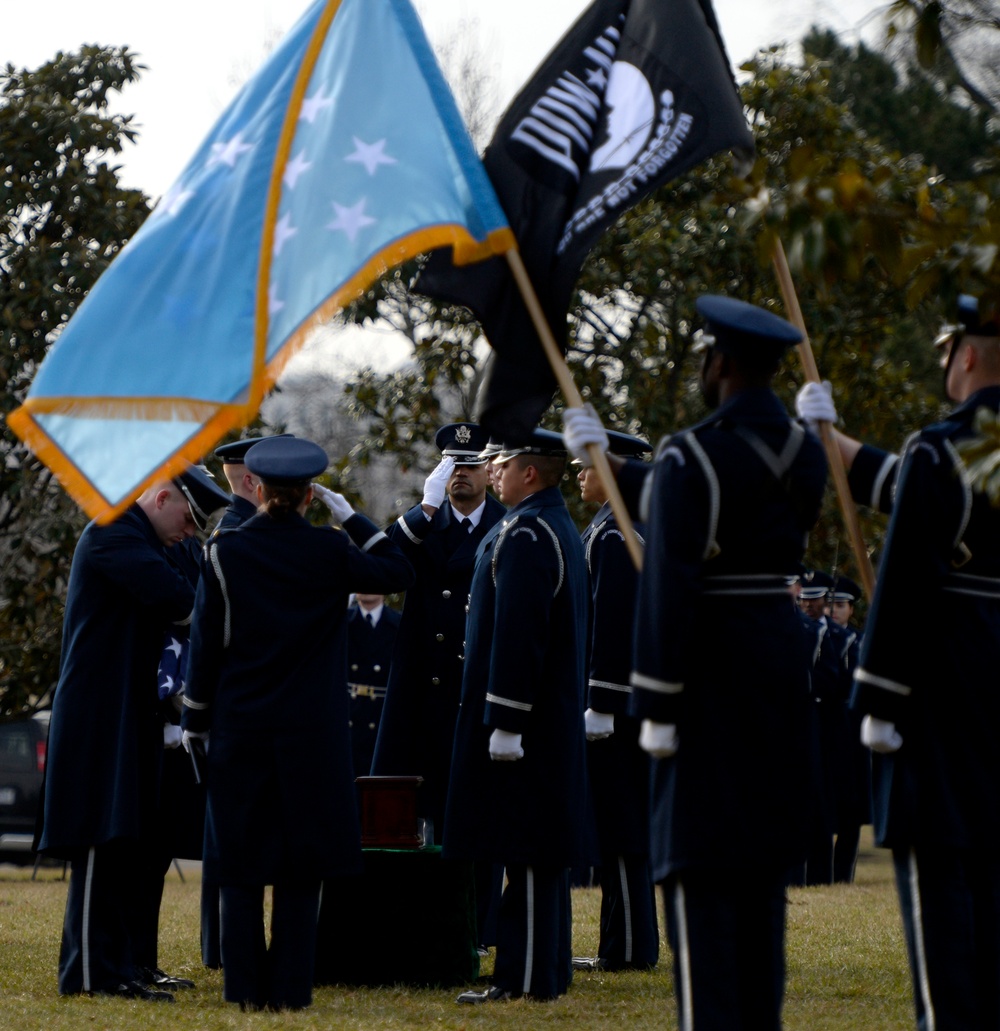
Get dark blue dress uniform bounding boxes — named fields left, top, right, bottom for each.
left=182, top=438, right=414, bottom=1011
left=793, top=580, right=855, bottom=887
left=38, top=504, right=196, bottom=996
left=624, top=297, right=827, bottom=1031
left=852, top=382, right=1000, bottom=1031
left=346, top=603, right=400, bottom=778
left=443, top=472, right=590, bottom=1001
left=577, top=444, right=659, bottom=972
left=371, top=429, right=505, bottom=842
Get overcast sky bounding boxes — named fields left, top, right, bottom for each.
left=5, top=0, right=885, bottom=198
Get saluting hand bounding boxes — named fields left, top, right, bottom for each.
left=312, top=483, right=355, bottom=524
left=422, top=457, right=455, bottom=510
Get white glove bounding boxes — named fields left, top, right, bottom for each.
left=182, top=729, right=210, bottom=755
left=561, top=404, right=609, bottom=467
left=421, top=457, right=455, bottom=509
left=312, top=482, right=355, bottom=523
left=639, top=719, right=678, bottom=759
left=163, top=724, right=183, bottom=750
left=489, top=728, right=524, bottom=761
left=584, top=708, right=614, bottom=741
left=860, top=714, right=903, bottom=754
left=795, top=380, right=838, bottom=432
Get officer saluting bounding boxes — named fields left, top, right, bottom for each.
left=181, top=436, right=414, bottom=1011
left=371, top=422, right=505, bottom=843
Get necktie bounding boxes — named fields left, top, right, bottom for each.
left=365, top=613, right=374, bottom=628
left=460, top=517, right=473, bottom=534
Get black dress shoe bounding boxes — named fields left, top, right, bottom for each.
left=93, top=981, right=176, bottom=1002
left=136, top=966, right=196, bottom=990
left=456, top=985, right=513, bottom=1004
left=572, top=956, right=606, bottom=971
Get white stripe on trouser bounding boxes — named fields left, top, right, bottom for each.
left=523, top=866, right=535, bottom=996
left=908, top=850, right=936, bottom=1031
left=675, top=879, right=694, bottom=1031
left=618, top=856, right=633, bottom=964
left=81, top=847, right=97, bottom=993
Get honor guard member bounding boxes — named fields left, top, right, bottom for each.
left=346, top=594, right=400, bottom=777
left=798, top=293, right=1000, bottom=1030
left=212, top=435, right=293, bottom=534
left=37, top=466, right=231, bottom=1001
left=371, top=422, right=505, bottom=844
left=181, top=437, right=413, bottom=1011
left=445, top=429, right=590, bottom=1003
left=571, top=430, right=660, bottom=974
left=564, top=295, right=828, bottom=1031
left=793, top=570, right=853, bottom=887
left=191, top=434, right=291, bottom=969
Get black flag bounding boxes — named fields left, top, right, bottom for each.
left=418, top=0, right=754, bottom=442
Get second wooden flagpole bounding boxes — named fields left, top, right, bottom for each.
left=771, top=239, right=876, bottom=598
left=504, top=249, right=644, bottom=571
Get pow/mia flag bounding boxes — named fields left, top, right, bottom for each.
left=417, top=0, right=754, bottom=443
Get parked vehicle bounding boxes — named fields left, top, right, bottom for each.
left=0, top=712, right=48, bottom=864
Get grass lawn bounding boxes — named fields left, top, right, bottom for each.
left=0, top=830, right=914, bottom=1031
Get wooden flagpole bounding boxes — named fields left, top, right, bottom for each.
left=504, top=249, right=645, bottom=571
left=771, top=239, right=876, bottom=598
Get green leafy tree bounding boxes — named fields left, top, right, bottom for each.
left=0, top=46, right=150, bottom=714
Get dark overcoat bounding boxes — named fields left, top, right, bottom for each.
left=38, top=506, right=195, bottom=859
left=853, top=385, right=1000, bottom=850
left=626, top=388, right=827, bottom=880
left=371, top=495, right=505, bottom=832
left=442, top=486, right=589, bottom=865
left=581, top=502, right=650, bottom=854
left=182, top=511, right=413, bottom=884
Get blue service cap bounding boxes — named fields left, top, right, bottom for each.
left=695, top=295, right=802, bottom=356
left=492, top=428, right=568, bottom=466
left=435, top=422, right=490, bottom=465
left=175, top=466, right=231, bottom=531
left=244, top=437, right=328, bottom=485
left=215, top=433, right=293, bottom=463
left=571, top=428, right=652, bottom=464
left=798, top=569, right=834, bottom=601
left=831, top=574, right=861, bottom=603
left=937, top=294, right=1000, bottom=349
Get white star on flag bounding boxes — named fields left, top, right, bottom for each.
left=157, top=185, right=195, bottom=219
left=283, top=150, right=313, bottom=190
left=268, top=282, right=285, bottom=316
left=326, top=199, right=376, bottom=242
left=166, top=637, right=183, bottom=659
left=209, top=133, right=254, bottom=168
left=345, top=137, right=398, bottom=176
left=273, top=213, right=298, bottom=257
left=299, top=89, right=334, bottom=124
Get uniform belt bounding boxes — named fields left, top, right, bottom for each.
left=941, top=572, right=1000, bottom=600
left=348, top=683, right=386, bottom=700
left=701, top=573, right=796, bottom=597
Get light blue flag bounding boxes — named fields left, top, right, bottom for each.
left=9, top=0, right=514, bottom=522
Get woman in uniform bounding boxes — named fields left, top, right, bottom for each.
left=181, top=436, right=413, bottom=1011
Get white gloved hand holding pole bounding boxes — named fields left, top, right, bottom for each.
left=639, top=720, right=678, bottom=759
left=489, top=728, right=524, bottom=761
left=795, top=381, right=838, bottom=434
left=312, top=483, right=355, bottom=524
left=561, top=404, right=609, bottom=467
left=584, top=709, right=614, bottom=741
left=421, top=457, right=455, bottom=510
